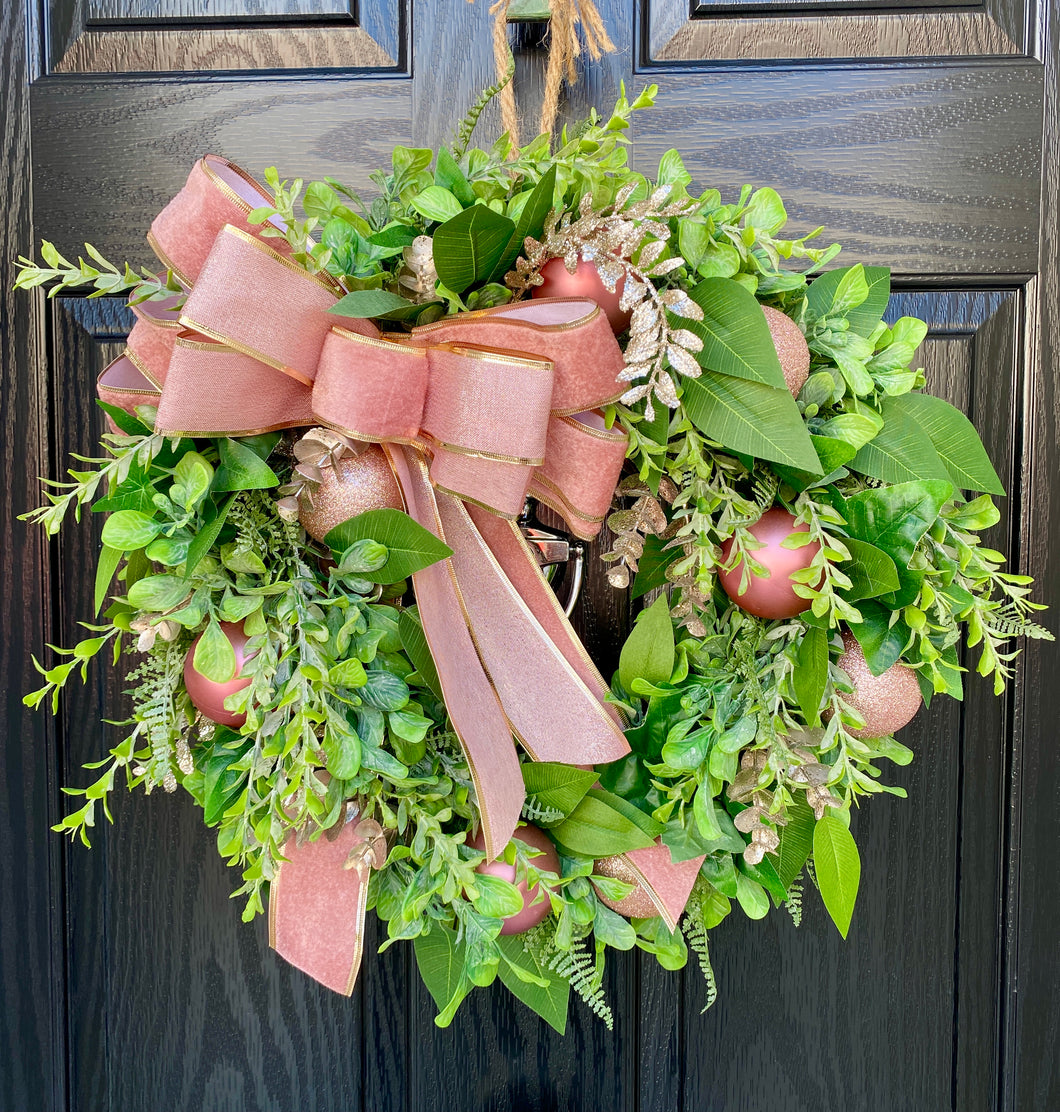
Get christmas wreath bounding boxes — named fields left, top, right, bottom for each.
left=18, top=87, right=1051, bottom=1032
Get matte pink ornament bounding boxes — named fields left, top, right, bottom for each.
left=532, top=256, right=631, bottom=334
left=184, top=621, right=254, bottom=728
left=299, top=445, right=403, bottom=543
left=836, top=630, right=922, bottom=738
left=762, top=305, right=810, bottom=397
left=469, top=824, right=560, bottom=935
left=718, top=507, right=821, bottom=620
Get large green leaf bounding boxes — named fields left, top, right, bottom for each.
left=813, top=814, right=861, bottom=939
left=398, top=606, right=443, bottom=699
left=884, top=392, right=1005, bottom=495
left=434, top=147, right=475, bottom=206
left=686, top=277, right=786, bottom=388
left=793, top=626, right=829, bottom=725
left=414, top=925, right=471, bottom=1027
left=325, top=508, right=452, bottom=584
left=683, top=371, right=822, bottom=473
left=329, top=288, right=419, bottom=321
left=409, top=185, right=464, bottom=224
left=631, top=533, right=678, bottom=599
left=773, top=796, right=816, bottom=890
left=213, top=438, right=279, bottom=493
left=432, top=205, right=515, bottom=293
left=848, top=600, right=910, bottom=675
left=850, top=401, right=953, bottom=486
left=618, top=595, right=675, bottom=692
left=488, top=164, right=558, bottom=283
left=552, top=789, right=662, bottom=857
left=841, top=480, right=953, bottom=569
left=839, top=537, right=900, bottom=602
left=521, top=762, right=598, bottom=822
left=496, top=935, right=570, bottom=1034
left=806, top=264, right=890, bottom=336
left=202, top=731, right=252, bottom=825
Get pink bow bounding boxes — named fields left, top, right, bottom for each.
left=99, top=156, right=698, bottom=995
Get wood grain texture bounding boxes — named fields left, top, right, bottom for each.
left=646, top=0, right=1026, bottom=60
left=30, top=77, right=411, bottom=264
left=0, top=0, right=65, bottom=1109
left=632, top=66, right=1042, bottom=275
left=88, top=0, right=354, bottom=18
left=52, top=0, right=398, bottom=72
left=1010, top=0, right=1060, bottom=1103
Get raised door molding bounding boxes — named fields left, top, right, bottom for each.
left=47, top=0, right=404, bottom=74
left=643, top=0, right=1029, bottom=64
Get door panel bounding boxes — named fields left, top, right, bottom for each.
left=3, top=0, right=1058, bottom=1108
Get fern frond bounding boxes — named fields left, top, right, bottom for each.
left=681, top=915, right=718, bottom=1013
left=548, top=939, right=614, bottom=1029
left=987, top=604, right=1054, bottom=642
left=451, top=49, right=516, bottom=158
left=521, top=795, right=564, bottom=824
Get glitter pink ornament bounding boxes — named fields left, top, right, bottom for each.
left=592, top=855, right=658, bottom=919
left=184, top=620, right=254, bottom=728
left=532, top=256, right=630, bottom=334
left=469, top=824, right=559, bottom=935
left=835, top=630, right=922, bottom=738
left=298, top=445, right=404, bottom=543
left=718, top=508, right=821, bottom=620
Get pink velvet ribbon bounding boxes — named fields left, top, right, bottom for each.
left=101, top=155, right=697, bottom=995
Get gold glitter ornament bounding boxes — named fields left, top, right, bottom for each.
left=762, top=306, right=811, bottom=398
left=835, top=630, right=922, bottom=738
left=592, top=855, right=659, bottom=919
left=298, top=445, right=403, bottom=543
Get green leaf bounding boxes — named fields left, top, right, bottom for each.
left=487, top=165, right=558, bottom=283
left=324, top=508, right=452, bottom=584
left=213, top=439, right=279, bottom=492
left=552, top=789, right=662, bottom=857
left=127, top=573, right=189, bottom=611
left=884, top=393, right=1004, bottom=495
left=848, top=600, right=910, bottom=675
left=685, top=277, right=786, bottom=389
left=94, top=545, right=123, bottom=616
left=360, top=669, right=410, bottom=712
left=100, top=509, right=161, bottom=551
left=738, top=851, right=787, bottom=903
left=850, top=400, right=952, bottom=486
left=842, top=480, right=953, bottom=569
left=171, top=451, right=214, bottom=511
left=618, top=595, right=675, bottom=693
left=774, top=796, right=815, bottom=890
left=521, top=763, right=598, bottom=822
left=845, top=267, right=891, bottom=337
left=662, top=806, right=745, bottom=862
left=813, top=813, right=861, bottom=939
left=96, top=399, right=153, bottom=436
left=432, top=205, right=515, bottom=293
left=329, top=288, right=419, bottom=320
left=398, top=606, right=443, bottom=699
left=496, top=935, right=569, bottom=1033
left=794, top=625, right=829, bottom=726
left=322, top=725, right=361, bottom=780
left=593, top=903, right=638, bottom=949
left=631, top=533, right=678, bottom=599
left=329, top=658, right=368, bottom=688
left=414, top=924, right=471, bottom=1027
left=202, top=732, right=252, bottom=825
left=472, top=874, right=525, bottom=918
left=735, top=873, right=769, bottom=919
left=185, top=494, right=236, bottom=578
left=193, top=619, right=238, bottom=684
left=806, top=264, right=890, bottom=336
left=683, top=371, right=822, bottom=473
left=840, top=537, right=900, bottom=602
left=435, top=148, right=475, bottom=206
left=409, top=185, right=464, bottom=224
left=91, top=458, right=157, bottom=515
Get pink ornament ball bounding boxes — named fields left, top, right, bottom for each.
left=717, top=508, right=821, bottom=620
left=592, top=855, right=658, bottom=919
left=532, top=255, right=631, bottom=334
left=469, top=824, right=560, bottom=935
left=836, top=630, right=922, bottom=738
left=298, top=446, right=403, bottom=544
left=762, top=305, right=810, bottom=398
left=184, top=621, right=254, bottom=728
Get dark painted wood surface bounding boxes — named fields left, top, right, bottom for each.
left=2, top=0, right=1058, bottom=1109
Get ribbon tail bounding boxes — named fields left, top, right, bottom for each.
left=268, top=821, right=372, bottom=995
left=385, top=445, right=524, bottom=860
left=467, top=507, right=624, bottom=730
left=621, top=844, right=705, bottom=932
left=434, top=493, right=629, bottom=767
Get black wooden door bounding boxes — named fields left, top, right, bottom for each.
left=2, top=1, right=1058, bottom=1109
